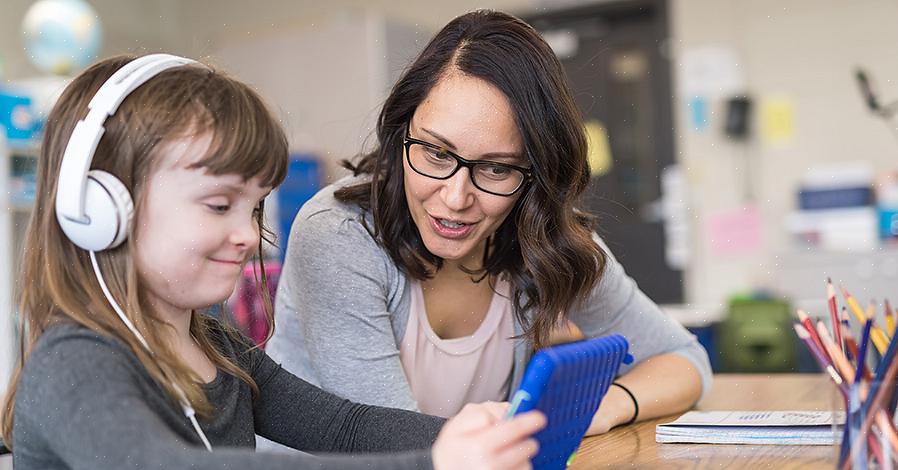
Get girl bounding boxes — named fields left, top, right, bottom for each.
left=0, top=54, right=544, bottom=469
left=267, top=10, right=713, bottom=434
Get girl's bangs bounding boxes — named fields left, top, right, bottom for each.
left=185, top=86, right=288, bottom=188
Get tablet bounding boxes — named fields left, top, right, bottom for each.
left=508, top=334, right=633, bottom=470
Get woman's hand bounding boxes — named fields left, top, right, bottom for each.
left=586, top=386, right=635, bottom=435
left=432, top=402, right=546, bottom=470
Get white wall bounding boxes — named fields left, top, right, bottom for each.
left=670, top=0, right=898, bottom=306
left=207, top=7, right=452, bottom=179
left=2, top=0, right=896, bottom=319
left=176, top=0, right=537, bottom=179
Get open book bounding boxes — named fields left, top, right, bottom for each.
left=656, top=411, right=844, bottom=445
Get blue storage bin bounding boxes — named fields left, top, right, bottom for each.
left=276, top=156, right=321, bottom=254
left=0, top=91, right=40, bottom=142
left=687, top=325, right=718, bottom=371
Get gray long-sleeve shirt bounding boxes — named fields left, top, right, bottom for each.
left=11, top=320, right=443, bottom=469
left=266, top=176, right=713, bottom=412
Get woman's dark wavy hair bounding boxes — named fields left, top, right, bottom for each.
left=336, top=9, right=605, bottom=348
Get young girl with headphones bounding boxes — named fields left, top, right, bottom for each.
left=0, top=54, right=544, bottom=470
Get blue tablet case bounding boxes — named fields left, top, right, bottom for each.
left=510, top=334, right=633, bottom=470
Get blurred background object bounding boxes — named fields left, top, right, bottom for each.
left=718, top=296, right=797, bottom=373
left=21, top=0, right=103, bottom=75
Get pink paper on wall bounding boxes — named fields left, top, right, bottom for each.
left=705, top=205, right=763, bottom=256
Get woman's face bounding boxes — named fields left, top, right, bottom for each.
left=403, top=71, right=527, bottom=267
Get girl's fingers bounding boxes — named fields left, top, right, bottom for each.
left=481, top=410, right=546, bottom=450
left=491, top=437, right=539, bottom=470
left=478, top=401, right=511, bottom=421
left=448, top=403, right=500, bottom=435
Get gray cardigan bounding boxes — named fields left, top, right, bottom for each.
left=12, top=321, right=442, bottom=469
left=267, top=177, right=712, bottom=411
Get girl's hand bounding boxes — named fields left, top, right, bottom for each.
left=432, top=402, right=546, bottom=470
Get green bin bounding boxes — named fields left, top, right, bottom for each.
left=718, top=299, right=797, bottom=372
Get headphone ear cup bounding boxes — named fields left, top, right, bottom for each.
left=57, top=170, right=134, bottom=251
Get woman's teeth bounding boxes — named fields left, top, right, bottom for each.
left=438, top=219, right=466, bottom=229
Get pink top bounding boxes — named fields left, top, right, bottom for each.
left=399, top=278, right=516, bottom=418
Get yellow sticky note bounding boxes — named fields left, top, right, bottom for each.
left=584, top=120, right=612, bottom=176
left=761, top=98, right=794, bottom=144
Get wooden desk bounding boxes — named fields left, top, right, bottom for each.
left=570, top=374, right=839, bottom=469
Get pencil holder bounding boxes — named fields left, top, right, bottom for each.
left=840, top=380, right=895, bottom=470
left=790, top=280, right=898, bottom=469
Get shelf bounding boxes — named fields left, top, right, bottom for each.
left=9, top=201, right=32, bottom=212
left=772, top=245, right=898, bottom=319
left=0, top=136, right=19, bottom=401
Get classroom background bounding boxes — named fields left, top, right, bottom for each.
left=1, top=1, right=896, bottom=460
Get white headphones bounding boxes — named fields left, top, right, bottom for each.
left=55, top=53, right=197, bottom=251
left=54, top=54, right=213, bottom=451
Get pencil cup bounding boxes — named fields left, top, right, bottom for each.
left=790, top=281, right=898, bottom=469
left=839, top=381, right=894, bottom=470
left=830, top=384, right=845, bottom=463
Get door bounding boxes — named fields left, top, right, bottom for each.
left=528, top=0, right=683, bottom=303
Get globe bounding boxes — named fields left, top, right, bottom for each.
left=22, top=0, right=103, bottom=75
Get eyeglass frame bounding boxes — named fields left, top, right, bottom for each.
left=402, top=129, right=532, bottom=197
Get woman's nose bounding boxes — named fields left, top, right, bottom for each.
left=442, top=167, right=476, bottom=211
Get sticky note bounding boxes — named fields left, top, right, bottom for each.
left=689, top=96, right=709, bottom=131
left=761, top=97, right=795, bottom=144
left=706, top=205, right=763, bottom=256
left=584, top=120, right=612, bottom=177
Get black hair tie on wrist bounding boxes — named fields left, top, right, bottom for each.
left=611, top=382, right=639, bottom=426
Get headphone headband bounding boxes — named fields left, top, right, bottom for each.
left=56, top=54, right=197, bottom=225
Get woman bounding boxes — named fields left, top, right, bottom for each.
left=268, top=10, right=711, bottom=434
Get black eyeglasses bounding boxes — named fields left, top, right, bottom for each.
left=403, top=131, right=531, bottom=197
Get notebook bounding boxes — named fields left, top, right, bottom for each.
left=655, top=411, right=845, bottom=445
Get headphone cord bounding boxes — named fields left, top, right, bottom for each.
left=89, top=250, right=213, bottom=451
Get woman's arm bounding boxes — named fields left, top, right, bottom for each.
left=570, top=235, right=712, bottom=435
left=587, top=353, right=702, bottom=434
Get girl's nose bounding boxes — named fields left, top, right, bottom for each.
left=230, top=216, right=260, bottom=250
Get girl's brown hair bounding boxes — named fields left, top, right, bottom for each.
left=1, top=55, right=288, bottom=446
left=336, top=10, right=605, bottom=349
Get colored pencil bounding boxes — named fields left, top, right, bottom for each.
left=842, top=315, right=871, bottom=381
left=794, top=323, right=845, bottom=392
left=829, top=278, right=844, bottom=350
left=886, top=299, right=895, bottom=339
left=798, top=309, right=827, bottom=360
left=842, top=317, right=860, bottom=364
left=842, top=286, right=889, bottom=355
left=818, top=320, right=856, bottom=382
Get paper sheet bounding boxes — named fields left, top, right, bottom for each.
left=667, top=411, right=844, bottom=427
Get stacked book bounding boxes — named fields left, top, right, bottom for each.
left=785, top=163, right=876, bottom=251
left=656, top=410, right=842, bottom=445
